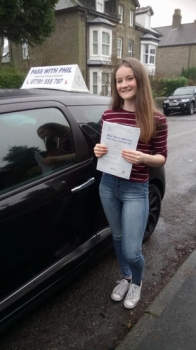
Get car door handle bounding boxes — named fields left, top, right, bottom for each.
left=71, top=177, right=95, bottom=193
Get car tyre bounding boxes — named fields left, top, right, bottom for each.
left=143, top=184, right=161, bottom=242
left=188, top=102, right=194, bottom=115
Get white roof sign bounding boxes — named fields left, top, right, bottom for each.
left=21, top=64, right=89, bottom=93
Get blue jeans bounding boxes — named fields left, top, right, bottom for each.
left=99, top=173, right=149, bottom=285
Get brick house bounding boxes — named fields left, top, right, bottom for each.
left=7, top=1, right=160, bottom=94
left=154, top=9, right=196, bottom=77
left=135, top=6, right=160, bottom=76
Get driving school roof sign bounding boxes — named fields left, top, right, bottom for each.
left=21, top=64, right=89, bottom=93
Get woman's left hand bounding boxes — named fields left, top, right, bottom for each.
left=121, top=150, right=146, bottom=164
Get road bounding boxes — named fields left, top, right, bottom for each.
left=0, top=113, right=196, bottom=350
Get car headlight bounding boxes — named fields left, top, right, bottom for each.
left=181, top=99, right=189, bottom=102
left=164, top=100, right=169, bottom=103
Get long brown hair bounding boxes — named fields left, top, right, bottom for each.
left=111, top=58, right=160, bottom=143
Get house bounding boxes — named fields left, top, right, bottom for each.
left=7, top=0, right=160, bottom=94
left=154, top=9, right=196, bottom=77
left=135, top=6, right=160, bottom=76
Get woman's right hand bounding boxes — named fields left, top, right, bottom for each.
left=94, top=143, right=108, bottom=158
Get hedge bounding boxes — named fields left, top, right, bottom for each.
left=181, top=67, right=196, bottom=81
left=0, top=73, right=26, bottom=89
left=150, top=76, right=188, bottom=97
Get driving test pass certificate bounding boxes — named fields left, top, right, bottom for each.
left=97, top=121, right=140, bottom=179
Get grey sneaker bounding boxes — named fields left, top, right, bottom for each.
left=123, top=282, right=142, bottom=309
left=111, top=279, right=130, bottom=301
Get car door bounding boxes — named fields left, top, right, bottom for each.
left=0, top=100, right=102, bottom=314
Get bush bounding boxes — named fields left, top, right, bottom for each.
left=150, top=76, right=188, bottom=97
left=163, top=76, right=187, bottom=96
left=181, top=67, right=196, bottom=81
left=0, top=73, right=26, bottom=88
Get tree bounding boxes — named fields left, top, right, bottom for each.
left=0, top=0, right=58, bottom=63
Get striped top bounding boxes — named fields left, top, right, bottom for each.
left=48, top=130, right=74, bottom=157
left=101, top=109, right=168, bottom=183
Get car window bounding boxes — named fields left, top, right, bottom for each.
left=68, top=105, right=107, bottom=132
left=0, top=108, right=76, bottom=195
left=173, top=87, right=194, bottom=95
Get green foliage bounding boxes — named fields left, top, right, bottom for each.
left=0, top=0, right=58, bottom=46
left=150, top=76, right=188, bottom=97
left=0, top=73, right=25, bottom=88
left=163, top=77, right=187, bottom=96
left=181, top=67, right=196, bottom=81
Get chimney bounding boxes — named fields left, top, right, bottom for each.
left=172, top=9, right=182, bottom=28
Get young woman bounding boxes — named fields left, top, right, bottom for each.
left=94, top=58, right=168, bottom=309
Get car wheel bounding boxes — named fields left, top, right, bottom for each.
left=163, top=110, right=170, bottom=116
left=188, top=103, right=194, bottom=115
left=143, top=184, right=161, bottom=242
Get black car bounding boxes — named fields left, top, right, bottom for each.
left=0, top=88, right=165, bottom=333
left=163, top=86, right=196, bottom=116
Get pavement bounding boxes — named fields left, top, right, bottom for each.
left=116, top=249, right=196, bottom=350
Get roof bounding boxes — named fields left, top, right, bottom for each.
left=87, top=16, right=115, bottom=26
left=154, top=22, right=196, bottom=46
left=55, top=0, right=81, bottom=11
left=55, top=0, right=140, bottom=11
left=140, top=33, right=160, bottom=43
left=0, top=89, right=110, bottom=106
left=135, top=6, right=154, bottom=16
left=135, top=21, right=161, bottom=36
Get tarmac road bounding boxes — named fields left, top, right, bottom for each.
left=0, top=113, right=196, bottom=350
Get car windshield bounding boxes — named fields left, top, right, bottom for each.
left=173, top=87, right=194, bottom=95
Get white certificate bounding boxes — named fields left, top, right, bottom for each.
left=97, top=121, right=140, bottom=179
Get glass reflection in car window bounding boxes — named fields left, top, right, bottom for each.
left=0, top=108, right=76, bottom=195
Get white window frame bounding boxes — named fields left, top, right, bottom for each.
left=118, top=5, right=124, bottom=24
left=89, top=26, right=112, bottom=62
left=92, top=72, right=98, bottom=94
left=22, top=42, right=29, bottom=60
left=101, top=72, right=111, bottom=96
left=117, top=38, right=122, bottom=59
left=93, top=30, right=98, bottom=54
left=130, top=10, right=134, bottom=26
left=102, top=31, right=110, bottom=56
left=140, top=41, right=158, bottom=76
left=128, top=41, right=133, bottom=57
left=96, top=0, right=104, bottom=12
left=142, top=44, right=156, bottom=65
left=90, top=68, right=111, bottom=95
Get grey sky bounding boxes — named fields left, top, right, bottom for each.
left=139, top=0, right=196, bottom=27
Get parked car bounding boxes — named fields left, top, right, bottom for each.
left=163, top=86, right=196, bottom=116
left=0, top=87, right=165, bottom=333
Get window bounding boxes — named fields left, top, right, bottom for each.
left=93, top=72, right=98, bottom=94
left=143, top=44, right=156, bottom=64
left=130, top=10, right=134, bottom=26
left=89, top=26, right=112, bottom=61
left=128, top=41, right=133, bottom=57
left=102, top=32, right=110, bottom=56
left=0, top=108, right=76, bottom=195
left=22, top=42, right=29, bottom=59
left=93, top=31, right=98, bottom=54
left=97, top=0, right=103, bottom=12
left=89, top=69, right=111, bottom=95
left=117, top=38, right=122, bottom=58
left=118, top=5, right=124, bottom=24
left=101, top=72, right=110, bottom=96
